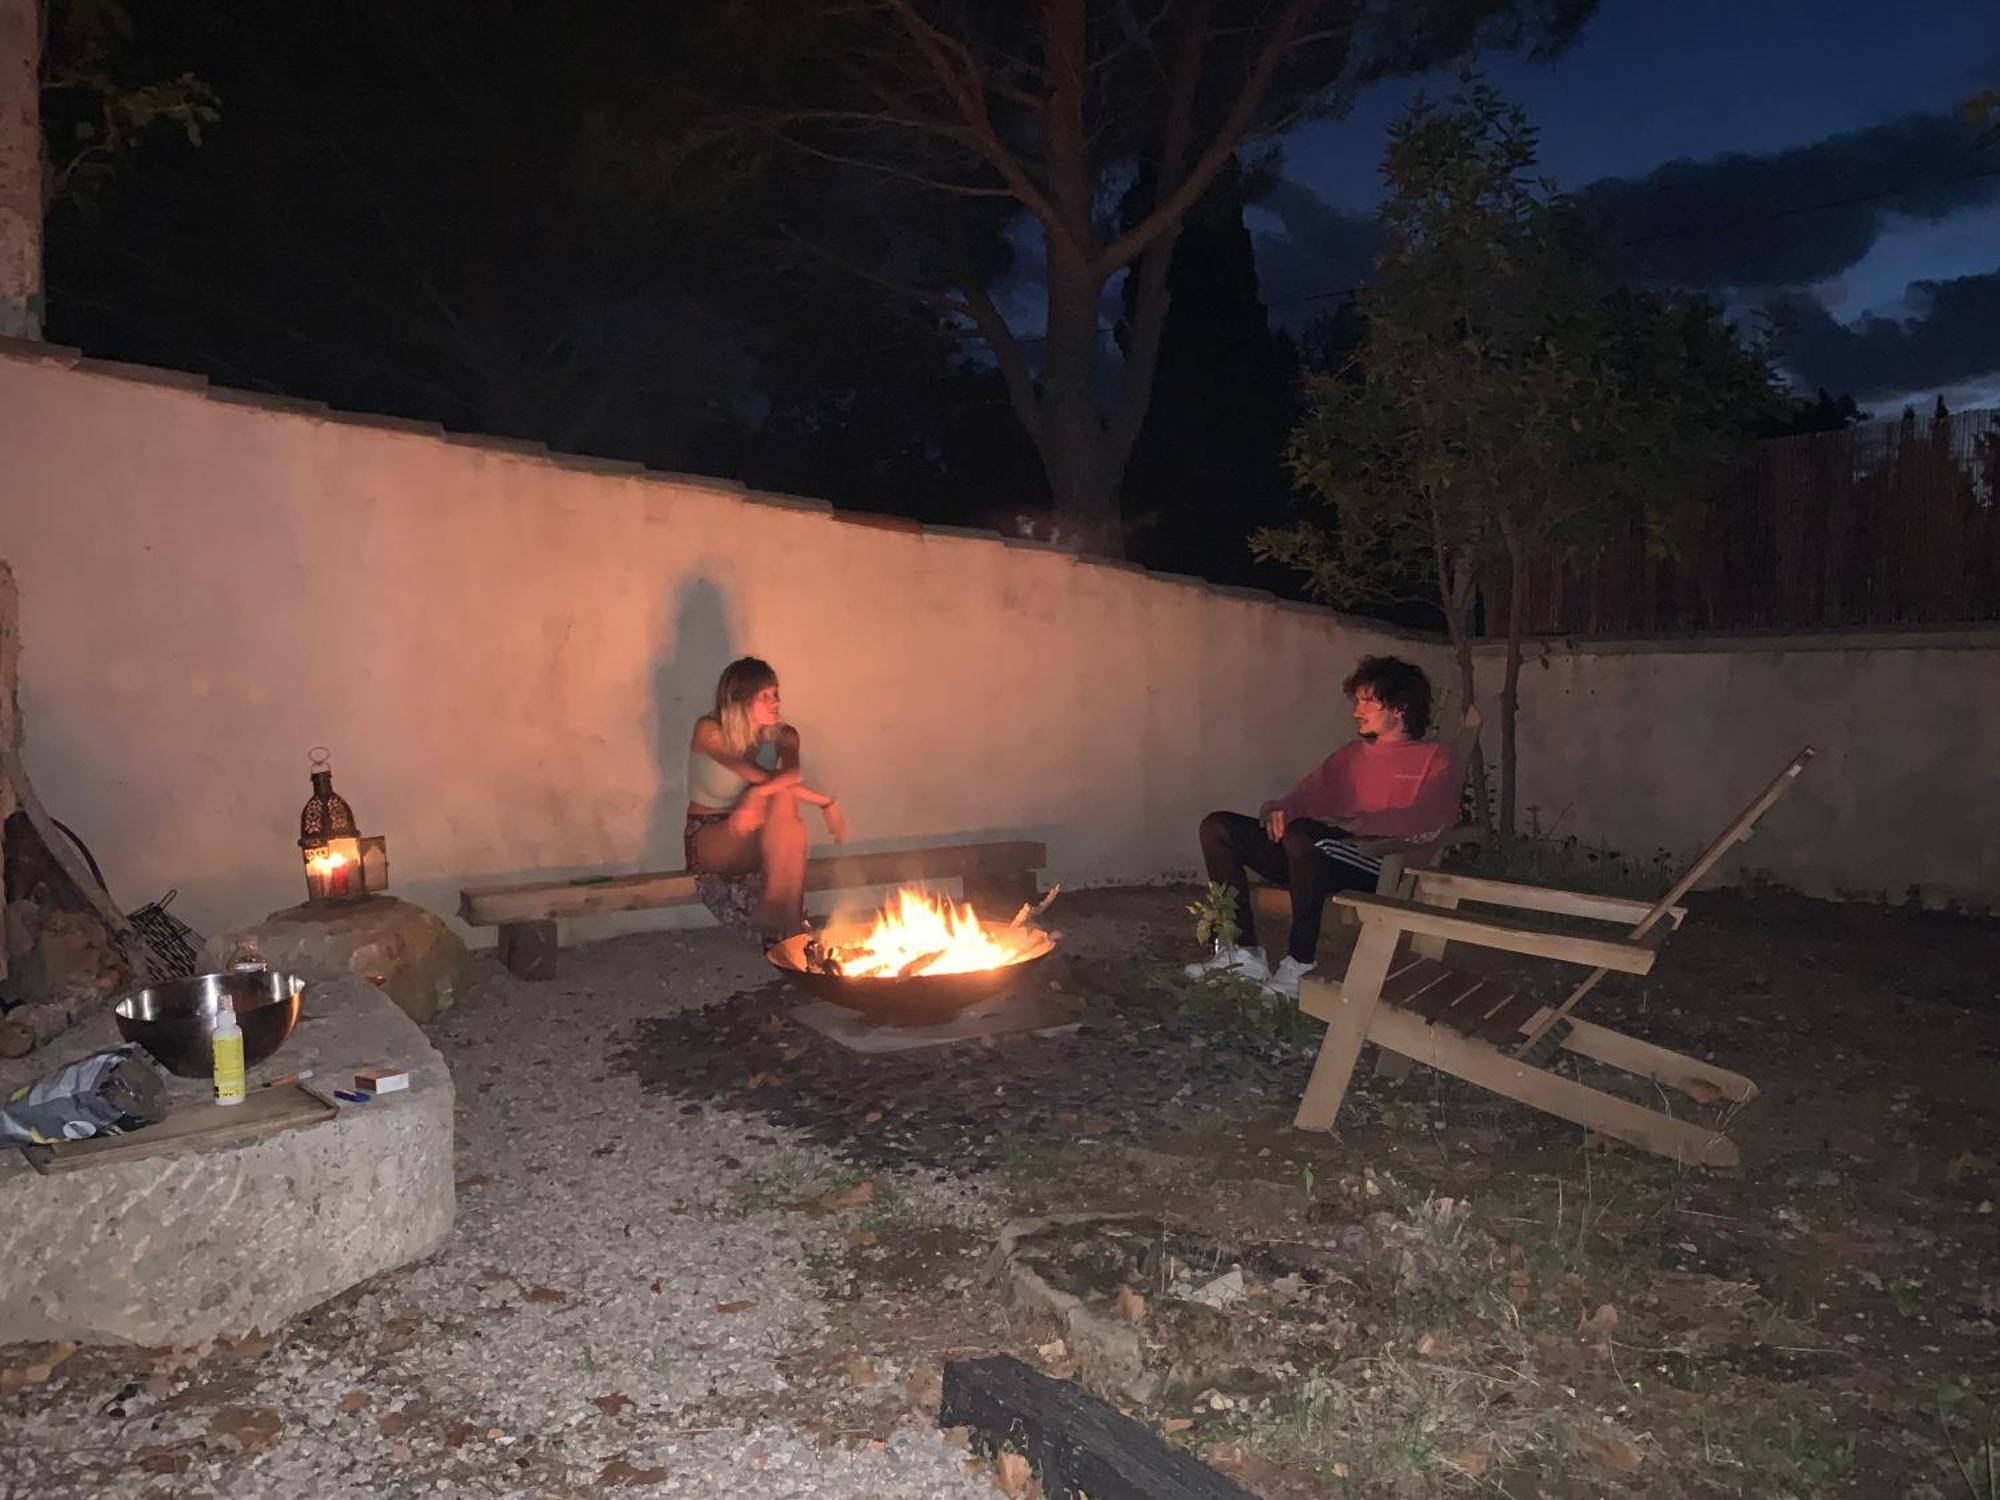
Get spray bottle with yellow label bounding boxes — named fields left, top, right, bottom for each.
left=212, top=998, right=246, bottom=1106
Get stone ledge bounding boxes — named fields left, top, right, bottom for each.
left=0, top=973, right=454, bottom=1346
left=202, top=895, right=473, bottom=1024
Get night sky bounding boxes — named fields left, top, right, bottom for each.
left=1258, top=0, right=2000, bottom=411
left=41, top=0, right=2000, bottom=459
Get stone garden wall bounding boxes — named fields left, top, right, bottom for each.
left=1477, top=625, right=2000, bottom=910
left=0, top=340, right=1444, bottom=941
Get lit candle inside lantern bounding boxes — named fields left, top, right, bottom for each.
left=306, top=848, right=353, bottom=900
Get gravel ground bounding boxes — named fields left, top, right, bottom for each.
left=1, top=923, right=1008, bottom=1499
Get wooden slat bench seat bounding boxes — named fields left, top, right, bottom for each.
left=459, top=839, right=1047, bottom=979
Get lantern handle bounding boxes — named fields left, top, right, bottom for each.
left=308, top=746, right=332, bottom=771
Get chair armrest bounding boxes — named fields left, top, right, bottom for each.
left=1408, top=871, right=1687, bottom=929
left=1331, top=892, right=1660, bottom=975
left=1346, top=823, right=1487, bottom=859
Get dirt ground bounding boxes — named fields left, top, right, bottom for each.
left=5, top=877, right=1996, bottom=1499
left=693, top=881, right=2000, bottom=1499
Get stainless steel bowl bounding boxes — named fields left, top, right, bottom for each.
left=113, top=970, right=306, bottom=1078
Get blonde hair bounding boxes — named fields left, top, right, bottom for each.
left=713, top=656, right=778, bottom=758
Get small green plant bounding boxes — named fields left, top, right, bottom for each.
left=860, top=1178, right=914, bottom=1231
left=735, top=1152, right=814, bottom=1213
left=1003, top=1140, right=1084, bottom=1182
left=1156, top=959, right=1313, bottom=1044
left=1187, top=881, right=1242, bottom=955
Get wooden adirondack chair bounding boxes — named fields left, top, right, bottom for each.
left=1250, top=704, right=1487, bottom=949
left=1292, top=748, right=1817, bottom=1169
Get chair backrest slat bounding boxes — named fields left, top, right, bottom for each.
left=1514, top=745, right=1817, bottom=1054
left=1626, top=746, right=1817, bottom=941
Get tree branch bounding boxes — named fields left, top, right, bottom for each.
left=1095, top=0, right=1323, bottom=276
left=1104, top=0, right=1206, bottom=461
left=1038, top=0, right=1096, bottom=244
left=881, top=0, right=1067, bottom=236
left=954, top=270, right=1047, bottom=458
left=775, top=224, right=974, bottom=316
left=763, top=126, right=1022, bottom=197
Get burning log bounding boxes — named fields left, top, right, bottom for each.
left=896, top=948, right=950, bottom=979
left=1008, top=883, right=1062, bottom=930
left=803, top=936, right=844, bottom=977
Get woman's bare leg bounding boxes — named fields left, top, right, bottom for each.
left=689, top=817, right=760, bottom=876
left=756, top=788, right=809, bottom=933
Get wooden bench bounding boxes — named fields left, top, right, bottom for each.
left=459, top=839, right=1047, bottom=978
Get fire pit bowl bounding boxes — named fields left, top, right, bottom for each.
left=766, top=925, right=1055, bottom=1027
left=114, top=970, right=307, bottom=1078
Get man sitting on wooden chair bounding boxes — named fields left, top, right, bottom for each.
left=1187, top=656, right=1462, bottom=999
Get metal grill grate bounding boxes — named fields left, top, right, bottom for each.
left=126, top=890, right=205, bottom=981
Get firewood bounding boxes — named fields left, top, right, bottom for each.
left=0, top=983, right=111, bottom=1059
left=0, top=749, right=148, bottom=982
left=940, top=1356, right=1254, bottom=1500
left=898, top=948, right=949, bottom=978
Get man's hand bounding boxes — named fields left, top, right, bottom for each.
left=822, top=801, right=850, bottom=845
left=1262, top=808, right=1287, bottom=842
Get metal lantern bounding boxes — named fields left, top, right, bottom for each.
left=298, top=748, right=385, bottom=902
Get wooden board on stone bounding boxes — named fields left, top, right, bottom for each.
left=459, top=840, right=1047, bottom=926
left=23, top=1081, right=337, bottom=1175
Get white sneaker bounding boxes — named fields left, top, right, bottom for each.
left=1183, top=945, right=1271, bottom=982
left=1260, top=955, right=1315, bottom=999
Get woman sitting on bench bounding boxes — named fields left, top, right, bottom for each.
left=686, top=656, right=848, bottom=944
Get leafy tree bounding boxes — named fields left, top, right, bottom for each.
left=648, top=0, right=1596, bottom=544
left=1764, top=386, right=1867, bottom=436
left=1261, top=84, right=1779, bottom=832
left=40, top=0, right=218, bottom=214
left=1114, top=151, right=1298, bottom=585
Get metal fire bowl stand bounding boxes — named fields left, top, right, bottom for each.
left=766, top=929, right=1054, bottom=1027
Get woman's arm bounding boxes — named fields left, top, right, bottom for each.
left=691, top=717, right=787, bottom=785
left=773, top=725, right=848, bottom=841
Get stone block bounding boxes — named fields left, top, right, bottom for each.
left=496, top=919, right=558, bottom=980
left=202, top=895, right=473, bottom=1024
left=0, top=973, right=454, bottom=1346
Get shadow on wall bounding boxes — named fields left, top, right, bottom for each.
left=642, top=576, right=736, bottom=870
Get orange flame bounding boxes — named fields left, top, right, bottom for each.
left=824, top=886, right=1050, bottom=978
left=306, top=849, right=350, bottom=875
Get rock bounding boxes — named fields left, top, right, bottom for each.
left=0, top=972, right=454, bottom=1345
left=203, top=895, right=473, bottom=1023
left=988, top=1215, right=1160, bottom=1405
left=1182, top=1269, right=1244, bottom=1309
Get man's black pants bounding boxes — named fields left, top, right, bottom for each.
left=1197, top=812, right=1383, bottom=964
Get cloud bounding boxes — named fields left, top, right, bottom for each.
left=1774, top=267, right=2000, bottom=401
left=1583, top=113, right=2000, bottom=290
left=1249, top=177, right=1380, bottom=326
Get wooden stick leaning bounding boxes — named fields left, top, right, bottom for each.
left=1512, top=746, right=1816, bottom=1056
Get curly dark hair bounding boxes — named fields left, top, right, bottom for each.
left=1341, top=656, right=1433, bottom=739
